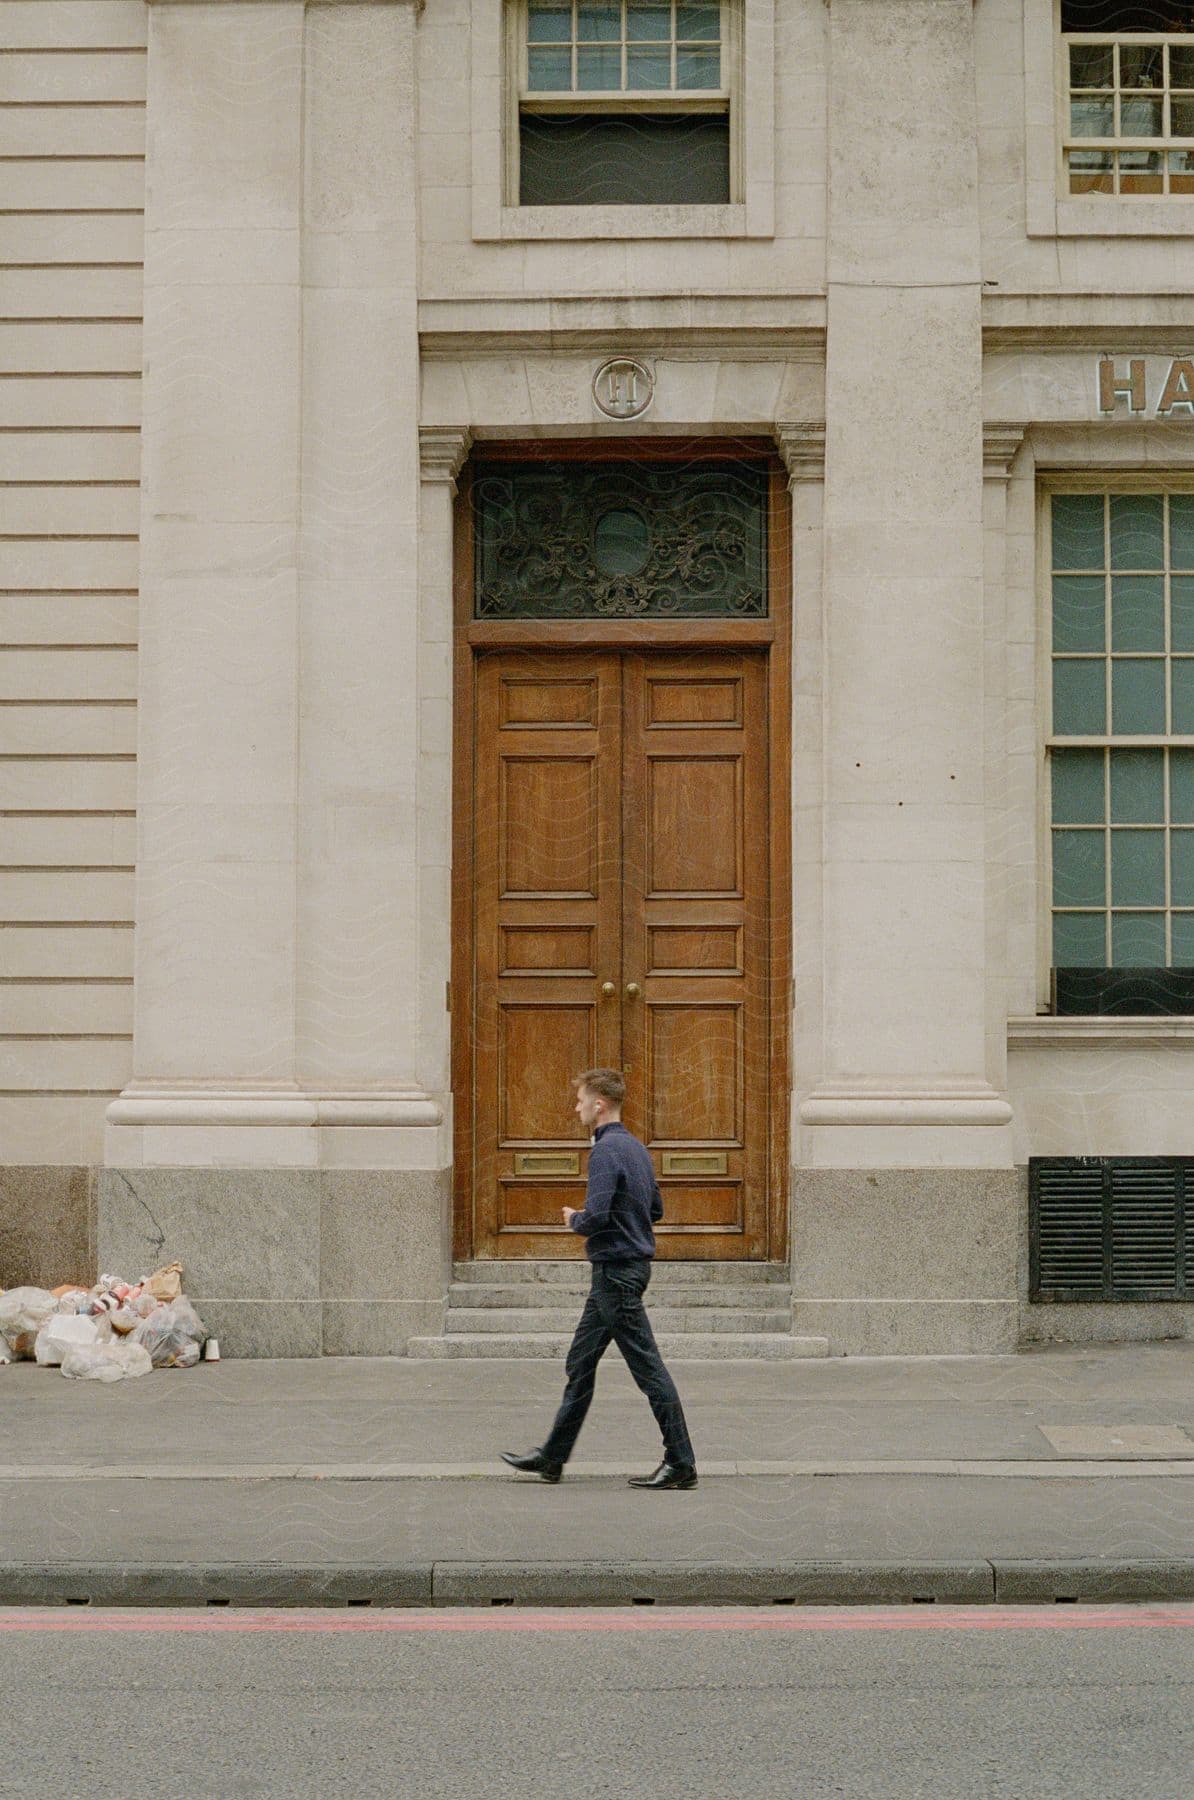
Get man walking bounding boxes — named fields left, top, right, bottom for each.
left=501, top=1068, right=697, bottom=1490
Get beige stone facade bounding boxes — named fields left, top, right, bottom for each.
left=3, top=0, right=1194, bottom=1352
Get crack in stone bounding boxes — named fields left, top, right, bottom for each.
left=113, top=1170, right=167, bottom=1258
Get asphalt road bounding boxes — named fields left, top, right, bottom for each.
left=1, top=1605, right=1192, bottom=1799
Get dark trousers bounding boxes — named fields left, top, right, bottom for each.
left=540, top=1259, right=695, bottom=1469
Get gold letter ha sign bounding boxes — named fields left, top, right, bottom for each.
left=1097, top=356, right=1194, bottom=417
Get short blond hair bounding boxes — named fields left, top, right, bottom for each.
left=573, top=1068, right=626, bottom=1108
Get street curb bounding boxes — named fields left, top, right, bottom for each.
left=0, top=1564, right=433, bottom=1608
left=429, top=1561, right=993, bottom=1604
left=3, top=1559, right=1192, bottom=1608
left=992, top=1561, right=1194, bottom=1603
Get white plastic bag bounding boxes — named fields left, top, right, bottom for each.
left=60, top=1339, right=152, bottom=1383
left=34, top=1312, right=100, bottom=1367
left=131, top=1295, right=208, bottom=1368
left=0, top=1286, right=56, bottom=1358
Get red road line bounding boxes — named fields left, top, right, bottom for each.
left=0, top=1606, right=1193, bottom=1634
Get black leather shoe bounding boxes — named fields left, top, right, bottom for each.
left=628, top=1461, right=698, bottom=1490
left=500, top=1449, right=563, bottom=1483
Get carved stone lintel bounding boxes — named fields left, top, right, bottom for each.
left=983, top=421, right=1027, bottom=482
left=419, top=427, right=473, bottom=492
left=774, top=421, right=826, bottom=487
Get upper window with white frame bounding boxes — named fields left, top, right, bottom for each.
left=509, top=1, right=739, bottom=206
left=1063, top=0, right=1194, bottom=197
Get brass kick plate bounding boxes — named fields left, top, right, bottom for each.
left=661, top=1151, right=728, bottom=1176
left=514, top=1151, right=580, bottom=1177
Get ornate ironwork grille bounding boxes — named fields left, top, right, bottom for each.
left=472, top=461, right=768, bottom=620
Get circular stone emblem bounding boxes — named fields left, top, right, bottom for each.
left=592, top=357, right=655, bottom=421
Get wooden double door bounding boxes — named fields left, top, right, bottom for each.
left=461, top=647, right=780, bottom=1260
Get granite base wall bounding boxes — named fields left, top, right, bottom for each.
left=0, top=1166, right=95, bottom=1292
left=10, top=1159, right=1194, bottom=1357
left=791, top=1167, right=1021, bottom=1355
left=95, top=1166, right=452, bottom=1357
left=792, top=1165, right=1194, bottom=1353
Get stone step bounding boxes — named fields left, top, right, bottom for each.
left=447, top=1283, right=790, bottom=1312
left=442, top=1307, right=792, bottom=1335
left=451, top=1261, right=790, bottom=1286
left=406, top=1333, right=830, bottom=1361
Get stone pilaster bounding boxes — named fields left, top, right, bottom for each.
left=295, top=0, right=445, bottom=1170
left=108, top=0, right=439, bottom=1170
left=417, top=428, right=471, bottom=1110
left=802, top=0, right=1012, bottom=1167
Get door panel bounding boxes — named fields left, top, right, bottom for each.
left=470, top=648, right=771, bottom=1260
left=473, top=652, right=621, bottom=1258
left=622, top=653, right=770, bottom=1259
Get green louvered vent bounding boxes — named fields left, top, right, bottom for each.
left=1110, top=1164, right=1180, bottom=1297
left=1030, top=1158, right=1191, bottom=1301
left=1033, top=1161, right=1105, bottom=1299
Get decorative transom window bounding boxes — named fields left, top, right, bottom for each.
left=508, top=1, right=739, bottom=205
left=472, top=461, right=767, bottom=619
left=1063, top=0, right=1194, bottom=196
left=1048, top=487, right=1194, bottom=1014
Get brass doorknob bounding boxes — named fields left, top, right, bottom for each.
left=600, top=981, right=616, bottom=997
left=625, top=982, right=641, bottom=998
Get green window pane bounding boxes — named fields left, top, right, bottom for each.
left=1053, top=911, right=1107, bottom=968
left=1120, top=43, right=1163, bottom=88
left=577, top=3, right=621, bottom=40
left=1110, top=748, right=1164, bottom=822
left=1110, top=574, right=1164, bottom=652
left=676, top=46, right=719, bottom=86
left=1118, top=150, right=1161, bottom=193
left=627, top=46, right=670, bottom=86
left=1052, top=574, right=1105, bottom=653
left=528, top=4, right=574, bottom=42
left=1111, top=913, right=1166, bottom=967
left=1111, top=828, right=1166, bottom=906
left=627, top=2, right=671, bottom=38
left=1112, top=659, right=1165, bottom=734
left=1171, top=46, right=1194, bottom=89
left=1171, top=576, right=1194, bottom=651
left=1110, top=493, right=1164, bottom=571
left=1071, top=96, right=1114, bottom=135
left=1120, top=97, right=1162, bottom=136
left=577, top=44, right=621, bottom=86
left=1171, top=830, right=1194, bottom=905
left=528, top=46, right=573, bottom=88
left=1052, top=494, right=1105, bottom=571
left=1070, top=148, right=1112, bottom=191
left=1054, top=660, right=1106, bottom=734
left=1171, top=913, right=1194, bottom=965
left=1172, top=659, right=1194, bottom=733
left=1053, top=830, right=1106, bottom=908
left=1171, top=749, right=1194, bottom=823
left=1070, top=43, right=1112, bottom=87
left=678, top=3, right=720, bottom=39
left=1052, top=748, right=1104, bottom=824
left=1170, top=496, right=1194, bottom=569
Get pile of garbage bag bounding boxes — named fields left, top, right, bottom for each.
left=0, top=1262, right=215, bottom=1382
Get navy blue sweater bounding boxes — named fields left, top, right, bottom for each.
left=569, top=1121, right=663, bottom=1262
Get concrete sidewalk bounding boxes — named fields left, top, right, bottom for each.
left=1, top=1342, right=1192, bottom=1605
